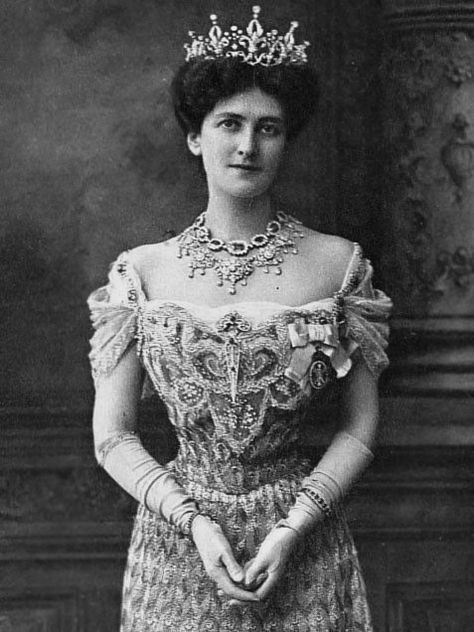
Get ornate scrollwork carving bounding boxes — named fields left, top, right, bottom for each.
left=393, top=194, right=439, bottom=304
left=435, top=246, right=474, bottom=292
left=381, top=29, right=474, bottom=314
left=441, top=114, right=474, bottom=197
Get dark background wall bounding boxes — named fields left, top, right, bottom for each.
left=1, top=1, right=473, bottom=631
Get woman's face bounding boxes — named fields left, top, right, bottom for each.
left=187, top=87, right=286, bottom=199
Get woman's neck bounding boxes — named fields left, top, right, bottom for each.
left=204, top=192, right=274, bottom=242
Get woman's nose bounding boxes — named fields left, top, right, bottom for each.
left=237, top=128, right=258, bottom=158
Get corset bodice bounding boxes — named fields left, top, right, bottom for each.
left=137, top=300, right=348, bottom=491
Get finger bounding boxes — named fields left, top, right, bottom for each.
left=227, top=599, right=250, bottom=607
left=220, top=550, right=244, bottom=584
left=244, top=571, right=268, bottom=591
left=215, top=572, right=260, bottom=602
left=254, top=571, right=281, bottom=602
left=217, top=590, right=249, bottom=608
left=244, top=559, right=266, bottom=587
left=228, top=598, right=267, bottom=609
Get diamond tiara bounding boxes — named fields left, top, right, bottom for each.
left=184, top=5, right=310, bottom=68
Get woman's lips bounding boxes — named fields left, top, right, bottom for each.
left=229, top=164, right=261, bottom=172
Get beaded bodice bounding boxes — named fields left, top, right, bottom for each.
left=140, top=301, right=339, bottom=492
left=88, top=244, right=392, bottom=494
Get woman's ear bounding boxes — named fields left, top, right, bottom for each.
left=186, top=131, right=202, bottom=156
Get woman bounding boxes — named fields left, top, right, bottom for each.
left=88, top=7, right=392, bottom=631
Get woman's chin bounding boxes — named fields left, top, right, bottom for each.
left=225, top=182, right=272, bottom=200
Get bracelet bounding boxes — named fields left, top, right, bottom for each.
left=181, top=510, right=201, bottom=537
left=300, top=487, right=333, bottom=519
left=181, top=512, right=219, bottom=538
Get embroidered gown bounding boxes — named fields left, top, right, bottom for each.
left=87, top=243, right=392, bottom=632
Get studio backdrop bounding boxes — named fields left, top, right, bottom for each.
left=1, top=1, right=473, bottom=630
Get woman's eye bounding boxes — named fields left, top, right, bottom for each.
left=260, top=124, right=281, bottom=136
left=220, top=119, right=239, bottom=130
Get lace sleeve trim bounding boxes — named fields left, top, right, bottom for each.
left=87, top=251, right=147, bottom=386
left=339, top=243, right=365, bottom=296
left=112, top=251, right=148, bottom=307
left=341, top=258, right=393, bottom=377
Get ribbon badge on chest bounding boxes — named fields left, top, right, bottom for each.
left=285, top=317, right=352, bottom=393
left=308, top=349, right=333, bottom=390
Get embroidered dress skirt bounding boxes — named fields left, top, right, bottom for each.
left=120, top=475, right=373, bottom=632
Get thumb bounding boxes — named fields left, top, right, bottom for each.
left=220, top=550, right=244, bottom=584
left=244, top=559, right=265, bottom=587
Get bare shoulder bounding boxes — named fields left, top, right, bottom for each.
left=302, top=226, right=354, bottom=256
left=299, top=226, right=357, bottom=287
left=127, top=237, right=179, bottom=275
left=301, top=226, right=356, bottom=260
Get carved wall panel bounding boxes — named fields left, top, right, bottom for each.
left=379, top=1, right=474, bottom=433
left=380, top=4, right=474, bottom=316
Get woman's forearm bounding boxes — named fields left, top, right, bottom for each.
left=92, top=345, right=199, bottom=534
left=278, top=356, right=379, bottom=536
left=96, top=431, right=199, bottom=533
left=339, top=352, right=380, bottom=449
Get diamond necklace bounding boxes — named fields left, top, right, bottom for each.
left=177, top=210, right=305, bottom=295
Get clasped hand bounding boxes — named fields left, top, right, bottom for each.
left=191, top=515, right=298, bottom=606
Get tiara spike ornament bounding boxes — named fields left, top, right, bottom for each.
left=184, top=5, right=310, bottom=67
left=209, top=14, right=225, bottom=51
left=247, top=5, right=264, bottom=39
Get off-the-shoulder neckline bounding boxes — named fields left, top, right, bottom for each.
left=115, top=241, right=365, bottom=309
left=144, top=296, right=335, bottom=311
left=139, top=298, right=337, bottom=327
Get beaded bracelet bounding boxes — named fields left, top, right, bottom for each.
left=300, top=487, right=333, bottom=519
left=181, top=512, right=219, bottom=539
left=181, top=510, right=201, bottom=537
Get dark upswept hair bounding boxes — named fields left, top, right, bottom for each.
left=170, top=57, right=319, bottom=141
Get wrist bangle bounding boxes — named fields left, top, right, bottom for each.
left=300, top=487, right=333, bottom=519
left=181, top=511, right=200, bottom=537
left=182, top=512, right=219, bottom=538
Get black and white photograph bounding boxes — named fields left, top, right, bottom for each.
left=1, top=1, right=473, bottom=631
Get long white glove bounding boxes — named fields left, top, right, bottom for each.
left=277, top=431, right=374, bottom=535
left=96, top=431, right=199, bottom=534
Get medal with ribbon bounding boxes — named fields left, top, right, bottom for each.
left=284, top=317, right=354, bottom=393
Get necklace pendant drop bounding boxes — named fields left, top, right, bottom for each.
left=177, top=210, right=304, bottom=295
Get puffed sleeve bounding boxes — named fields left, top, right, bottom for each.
left=342, top=257, right=393, bottom=377
left=87, top=252, right=141, bottom=387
